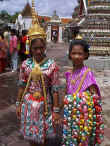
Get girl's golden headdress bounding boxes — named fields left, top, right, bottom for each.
left=28, top=0, right=46, bottom=42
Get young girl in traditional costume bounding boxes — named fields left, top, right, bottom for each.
left=16, top=2, right=60, bottom=146
left=62, top=39, right=104, bottom=146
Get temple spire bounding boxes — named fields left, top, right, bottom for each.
left=26, top=0, right=29, bottom=3
left=83, top=0, right=88, bottom=15
left=31, top=0, right=39, bottom=24
left=32, top=0, right=35, bottom=10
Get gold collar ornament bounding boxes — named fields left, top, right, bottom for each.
left=21, top=57, right=48, bottom=115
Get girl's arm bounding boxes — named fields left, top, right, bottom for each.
left=50, top=63, right=61, bottom=123
left=16, top=62, right=27, bottom=106
left=17, top=87, right=25, bottom=103
left=60, top=82, right=67, bottom=109
left=53, top=92, right=59, bottom=107
left=51, top=68, right=60, bottom=110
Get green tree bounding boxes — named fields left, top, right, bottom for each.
left=10, top=12, right=19, bottom=23
left=0, top=10, right=10, bottom=19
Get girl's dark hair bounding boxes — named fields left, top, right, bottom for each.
left=30, top=38, right=46, bottom=49
left=22, top=30, right=28, bottom=36
left=68, top=39, right=90, bottom=60
left=11, top=29, right=16, bottom=35
left=0, top=32, right=4, bottom=39
left=30, top=38, right=46, bottom=56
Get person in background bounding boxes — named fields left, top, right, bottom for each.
left=10, top=29, right=18, bottom=72
left=19, top=30, right=28, bottom=63
left=4, top=26, right=11, bottom=68
left=0, top=32, right=8, bottom=73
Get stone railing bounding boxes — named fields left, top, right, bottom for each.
left=89, top=1, right=110, bottom=6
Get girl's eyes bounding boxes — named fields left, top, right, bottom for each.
left=72, top=52, right=83, bottom=55
left=33, top=47, right=44, bottom=50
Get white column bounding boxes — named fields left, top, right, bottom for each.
left=83, top=0, right=88, bottom=15
left=47, top=25, right=51, bottom=42
left=59, top=26, right=63, bottom=43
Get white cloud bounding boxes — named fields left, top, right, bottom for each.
left=0, top=0, right=78, bottom=17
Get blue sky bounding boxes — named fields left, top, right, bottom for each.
left=0, top=0, right=78, bottom=18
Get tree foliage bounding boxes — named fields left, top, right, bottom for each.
left=0, top=10, right=20, bottom=23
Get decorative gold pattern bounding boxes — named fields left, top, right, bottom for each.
left=33, top=58, right=48, bottom=115
left=21, top=57, right=48, bottom=115
left=31, top=64, right=41, bottom=82
left=75, top=34, right=83, bottom=40
left=33, top=91, right=42, bottom=98
left=75, top=68, right=90, bottom=94
left=71, top=71, right=82, bottom=86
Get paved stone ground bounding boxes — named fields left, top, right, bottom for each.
left=0, top=43, right=110, bottom=146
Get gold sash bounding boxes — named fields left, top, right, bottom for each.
left=75, top=68, right=90, bottom=95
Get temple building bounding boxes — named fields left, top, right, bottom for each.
left=47, top=10, right=66, bottom=43
left=65, top=0, right=85, bottom=41
left=21, top=2, right=32, bottom=30
left=79, top=0, right=110, bottom=55
left=70, top=0, right=110, bottom=55
left=15, top=1, right=72, bottom=43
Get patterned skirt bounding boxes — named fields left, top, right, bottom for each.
left=20, top=93, right=55, bottom=143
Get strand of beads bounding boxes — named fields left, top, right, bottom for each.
left=63, top=92, right=95, bottom=146
left=90, top=94, right=104, bottom=145
left=63, top=95, right=78, bottom=146
left=78, top=92, right=94, bottom=145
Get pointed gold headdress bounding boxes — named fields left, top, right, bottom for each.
left=28, top=0, right=46, bottom=42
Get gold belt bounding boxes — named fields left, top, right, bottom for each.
left=33, top=91, right=42, bottom=99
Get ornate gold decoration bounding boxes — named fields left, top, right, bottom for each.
left=33, top=91, right=42, bottom=98
left=75, top=68, right=90, bottom=94
left=33, top=58, right=48, bottom=115
left=75, top=34, right=83, bottom=40
left=21, top=57, right=48, bottom=115
left=71, top=71, right=82, bottom=86
left=31, top=64, right=42, bottom=99
left=31, top=64, right=41, bottom=82
left=28, top=0, right=46, bottom=42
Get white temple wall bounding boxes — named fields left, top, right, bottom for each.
left=23, top=18, right=32, bottom=30
left=47, top=25, right=51, bottom=42
left=59, top=26, right=63, bottom=43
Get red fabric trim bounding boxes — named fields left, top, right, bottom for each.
left=28, top=94, right=44, bottom=102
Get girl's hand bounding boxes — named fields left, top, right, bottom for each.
left=53, top=113, right=62, bottom=125
left=16, top=105, right=21, bottom=120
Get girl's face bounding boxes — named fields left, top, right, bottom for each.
left=31, top=39, right=46, bottom=62
left=70, top=45, right=87, bottom=66
left=0, top=36, right=2, bottom=41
